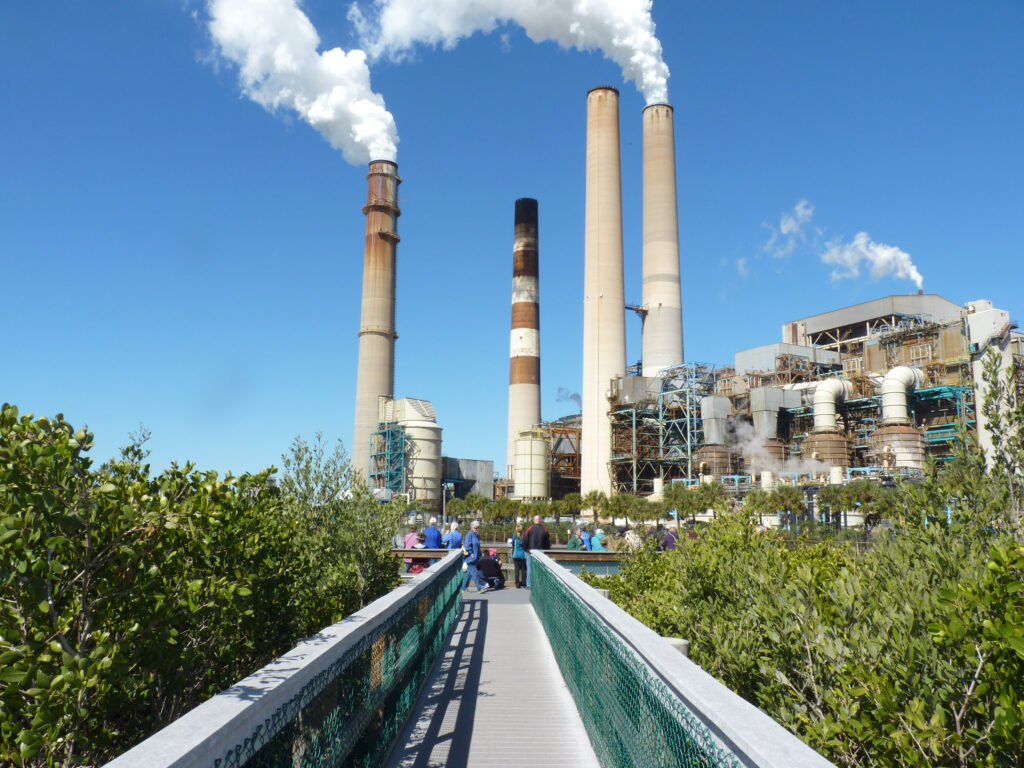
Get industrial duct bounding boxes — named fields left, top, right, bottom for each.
left=812, top=378, right=852, bottom=432
left=880, top=366, right=924, bottom=425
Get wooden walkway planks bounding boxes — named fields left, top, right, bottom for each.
left=386, top=587, right=599, bottom=768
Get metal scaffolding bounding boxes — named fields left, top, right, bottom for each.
left=369, top=422, right=407, bottom=494
left=658, top=363, right=717, bottom=482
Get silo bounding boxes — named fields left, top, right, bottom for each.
left=582, top=86, right=626, bottom=496
left=514, top=435, right=550, bottom=501
left=399, top=419, right=442, bottom=505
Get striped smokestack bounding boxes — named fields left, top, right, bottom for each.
left=507, top=198, right=541, bottom=481
left=641, top=103, right=684, bottom=375
left=352, top=160, right=400, bottom=478
left=582, top=86, right=626, bottom=496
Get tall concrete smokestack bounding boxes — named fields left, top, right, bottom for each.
left=641, top=103, right=683, bottom=375
left=507, top=198, right=541, bottom=480
left=352, top=160, right=401, bottom=478
left=582, top=87, right=626, bottom=496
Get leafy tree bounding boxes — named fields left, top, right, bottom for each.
left=771, top=484, right=805, bottom=529
left=561, top=493, right=583, bottom=528
left=742, top=488, right=773, bottom=526
left=582, top=490, right=606, bottom=528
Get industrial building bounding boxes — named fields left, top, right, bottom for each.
left=347, top=88, right=1021, bottom=513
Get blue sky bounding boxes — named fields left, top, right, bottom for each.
left=2, top=1, right=1022, bottom=477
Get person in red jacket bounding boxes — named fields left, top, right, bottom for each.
left=522, top=515, right=550, bottom=589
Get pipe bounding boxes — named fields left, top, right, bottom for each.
left=812, top=378, right=852, bottom=432
left=880, top=366, right=924, bottom=424
left=352, top=160, right=401, bottom=478
left=581, top=86, right=626, bottom=495
left=507, top=198, right=541, bottom=481
left=641, top=103, right=683, bottom=375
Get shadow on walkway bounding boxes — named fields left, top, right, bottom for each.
left=387, top=598, right=487, bottom=768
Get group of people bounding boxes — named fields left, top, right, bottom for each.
left=565, top=523, right=680, bottom=553
left=392, top=515, right=554, bottom=593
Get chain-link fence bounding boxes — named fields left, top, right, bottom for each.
left=106, top=553, right=462, bottom=768
left=530, top=552, right=833, bottom=768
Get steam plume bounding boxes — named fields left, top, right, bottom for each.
left=557, top=386, right=582, bottom=411
left=349, top=0, right=670, bottom=104
left=207, top=0, right=398, bottom=164
left=821, top=232, right=924, bottom=291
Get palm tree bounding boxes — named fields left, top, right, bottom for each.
left=742, top=488, right=771, bottom=526
left=697, top=481, right=729, bottom=520
left=583, top=489, right=606, bottom=527
left=815, top=484, right=845, bottom=528
left=771, top=484, right=805, bottom=529
left=562, top=492, right=583, bottom=529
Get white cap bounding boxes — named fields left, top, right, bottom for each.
left=429, top=517, right=437, bottom=524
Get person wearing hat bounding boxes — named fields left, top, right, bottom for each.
left=477, top=548, right=505, bottom=590
left=460, top=520, right=489, bottom=593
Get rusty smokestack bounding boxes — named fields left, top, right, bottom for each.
left=641, top=103, right=683, bottom=375
left=352, top=160, right=401, bottom=478
left=582, top=86, right=626, bottom=496
left=507, top=198, right=542, bottom=481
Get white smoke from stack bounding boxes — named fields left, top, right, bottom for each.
left=729, top=420, right=831, bottom=477
left=349, top=0, right=670, bottom=104
left=207, top=0, right=398, bottom=164
left=821, top=231, right=924, bottom=291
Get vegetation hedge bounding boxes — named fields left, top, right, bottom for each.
left=0, top=405, right=402, bottom=767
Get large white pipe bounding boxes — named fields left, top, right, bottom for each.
left=812, top=378, right=852, bottom=432
left=581, top=86, right=626, bottom=495
left=880, top=366, right=924, bottom=424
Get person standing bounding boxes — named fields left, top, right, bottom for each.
left=461, top=520, right=488, bottom=593
left=442, top=521, right=462, bottom=551
left=423, top=517, right=443, bottom=548
left=567, top=526, right=585, bottom=551
left=522, top=514, right=550, bottom=589
left=508, top=524, right=527, bottom=589
left=403, top=525, right=419, bottom=572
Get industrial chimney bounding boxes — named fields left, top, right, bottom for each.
left=507, top=197, right=541, bottom=481
left=581, top=87, right=626, bottom=496
left=641, top=103, right=684, bottom=375
left=352, top=160, right=401, bottom=479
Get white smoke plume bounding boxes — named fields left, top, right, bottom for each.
left=763, top=199, right=814, bottom=259
left=349, top=0, right=670, bottom=104
left=728, top=419, right=831, bottom=477
left=821, top=231, right=924, bottom=291
left=207, top=0, right=398, bottom=164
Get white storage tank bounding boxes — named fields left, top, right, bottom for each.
left=514, top=437, right=550, bottom=500
left=399, top=419, right=442, bottom=503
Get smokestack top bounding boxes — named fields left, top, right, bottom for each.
left=642, top=103, right=674, bottom=113
left=587, top=85, right=620, bottom=96
left=368, top=159, right=398, bottom=169
left=515, top=198, right=538, bottom=225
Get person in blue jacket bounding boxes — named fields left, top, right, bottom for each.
left=508, top=524, right=527, bottom=588
left=423, top=517, right=443, bottom=548
left=442, top=522, right=462, bottom=551
left=460, top=520, right=489, bottom=593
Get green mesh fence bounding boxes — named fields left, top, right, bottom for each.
left=531, top=555, right=743, bottom=768
left=215, top=556, right=462, bottom=768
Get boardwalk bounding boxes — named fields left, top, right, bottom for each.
left=386, top=587, right=600, bottom=768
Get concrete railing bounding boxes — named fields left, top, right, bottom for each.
left=530, top=551, right=836, bottom=768
left=105, top=552, right=463, bottom=768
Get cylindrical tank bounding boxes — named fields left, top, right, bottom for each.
left=802, top=432, right=850, bottom=469
left=582, top=86, right=626, bottom=496
left=742, top=438, right=786, bottom=475
left=829, top=466, right=845, bottom=485
left=514, top=437, right=550, bottom=500
left=869, top=425, right=925, bottom=470
left=400, top=420, right=442, bottom=503
left=695, top=444, right=734, bottom=479
left=761, top=470, right=775, bottom=490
